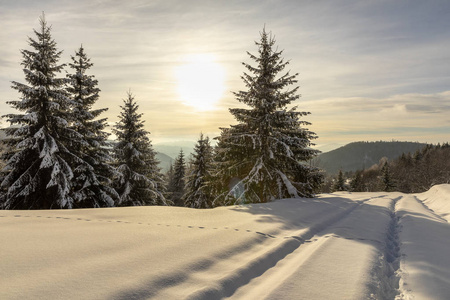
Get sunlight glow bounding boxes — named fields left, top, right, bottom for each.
left=175, top=54, right=225, bottom=111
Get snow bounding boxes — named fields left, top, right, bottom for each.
left=417, top=184, right=450, bottom=222
left=396, top=192, right=450, bottom=299
left=1, top=186, right=450, bottom=299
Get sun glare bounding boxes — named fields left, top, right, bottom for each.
left=175, top=54, right=225, bottom=111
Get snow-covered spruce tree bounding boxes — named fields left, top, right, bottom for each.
left=0, top=15, right=81, bottom=209
left=112, top=91, right=167, bottom=206
left=183, top=133, right=214, bottom=208
left=169, top=149, right=186, bottom=206
left=0, top=132, right=7, bottom=205
left=66, top=45, right=117, bottom=208
left=214, top=28, right=321, bottom=205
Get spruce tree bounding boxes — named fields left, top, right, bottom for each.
left=0, top=132, right=7, bottom=204
left=112, top=91, right=167, bottom=206
left=215, top=28, right=321, bottom=205
left=165, top=162, right=175, bottom=197
left=66, top=45, right=117, bottom=207
left=170, top=149, right=186, bottom=206
left=0, top=15, right=80, bottom=209
left=381, top=162, right=395, bottom=192
left=184, top=134, right=214, bottom=208
left=333, top=170, right=346, bottom=192
left=350, top=170, right=364, bottom=192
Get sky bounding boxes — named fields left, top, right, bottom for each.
left=1, top=0, right=449, bottom=152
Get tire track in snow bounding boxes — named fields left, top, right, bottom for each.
left=182, top=198, right=372, bottom=300
left=1, top=197, right=374, bottom=300
left=393, top=194, right=450, bottom=299
left=113, top=199, right=371, bottom=300
left=225, top=195, right=395, bottom=300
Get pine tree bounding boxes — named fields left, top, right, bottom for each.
left=350, top=170, right=364, bottom=192
left=66, top=45, right=117, bottom=207
left=170, top=149, right=186, bottom=206
left=112, top=91, right=167, bottom=206
left=184, top=134, right=214, bottom=208
left=0, top=14, right=80, bottom=209
left=0, top=132, right=7, bottom=204
left=333, top=170, right=346, bottom=192
left=165, top=162, right=175, bottom=198
left=214, top=28, right=321, bottom=205
left=381, top=162, right=395, bottom=192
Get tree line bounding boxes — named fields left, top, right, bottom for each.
left=0, top=15, right=322, bottom=209
left=322, top=143, right=450, bottom=193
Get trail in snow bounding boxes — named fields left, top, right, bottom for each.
left=231, top=194, right=401, bottom=300
left=396, top=193, right=450, bottom=299
left=186, top=197, right=373, bottom=300
left=1, top=185, right=450, bottom=300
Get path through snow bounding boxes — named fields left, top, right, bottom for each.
left=1, top=185, right=450, bottom=299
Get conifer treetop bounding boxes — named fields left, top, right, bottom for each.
left=215, top=27, right=321, bottom=204
left=113, top=91, right=166, bottom=206
left=1, top=14, right=78, bottom=209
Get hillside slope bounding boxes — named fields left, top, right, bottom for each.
left=156, top=152, right=173, bottom=172
left=315, top=141, right=426, bottom=174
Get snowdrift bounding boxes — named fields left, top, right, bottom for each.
left=1, top=185, right=450, bottom=299
left=417, top=184, right=450, bottom=222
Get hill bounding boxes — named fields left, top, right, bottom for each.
left=155, top=152, right=173, bottom=173
left=315, top=141, right=427, bottom=174
left=153, top=141, right=195, bottom=160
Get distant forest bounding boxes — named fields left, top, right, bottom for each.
left=322, top=143, right=450, bottom=194
left=314, top=141, right=427, bottom=174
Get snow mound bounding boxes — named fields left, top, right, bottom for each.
left=416, top=184, right=450, bottom=222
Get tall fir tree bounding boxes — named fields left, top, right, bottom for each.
left=0, top=14, right=80, bottom=209
left=0, top=130, right=8, bottom=201
left=350, top=170, right=364, bottom=192
left=333, top=170, right=346, bottom=192
left=66, top=45, right=117, bottom=208
left=169, top=149, right=186, bottom=206
left=214, top=28, right=321, bottom=205
left=381, top=162, right=395, bottom=192
left=183, top=133, right=214, bottom=208
left=112, top=91, right=167, bottom=206
left=165, top=162, right=175, bottom=198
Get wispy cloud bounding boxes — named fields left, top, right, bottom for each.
left=1, top=0, right=449, bottom=149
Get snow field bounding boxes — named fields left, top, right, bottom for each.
left=417, top=184, right=450, bottom=222
left=2, top=185, right=450, bottom=299
left=396, top=193, right=450, bottom=299
left=232, top=194, right=400, bottom=299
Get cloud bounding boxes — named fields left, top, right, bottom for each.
left=1, top=0, right=450, bottom=149
left=302, top=90, right=450, bottom=148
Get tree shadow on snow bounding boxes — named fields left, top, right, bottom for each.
left=111, top=193, right=450, bottom=299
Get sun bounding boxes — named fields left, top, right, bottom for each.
left=175, top=54, right=225, bottom=111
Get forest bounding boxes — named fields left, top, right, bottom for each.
left=1, top=15, right=449, bottom=210
left=0, top=15, right=321, bottom=209
left=323, top=143, right=450, bottom=194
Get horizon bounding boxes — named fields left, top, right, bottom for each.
left=1, top=1, right=449, bottom=151
left=0, top=125, right=433, bottom=154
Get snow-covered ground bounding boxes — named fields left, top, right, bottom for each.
left=2, top=185, right=450, bottom=299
